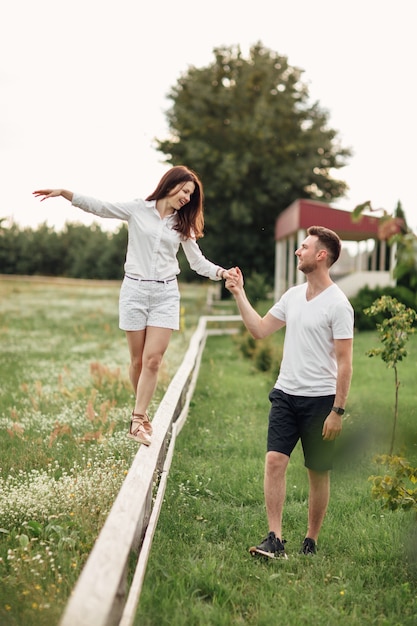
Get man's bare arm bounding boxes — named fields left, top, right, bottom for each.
left=226, top=267, right=285, bottom=339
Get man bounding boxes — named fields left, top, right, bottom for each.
left=226, top=226, right=353, bottom=558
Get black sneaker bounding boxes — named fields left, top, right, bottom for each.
left=249, top=531, right=288, bottom=559
left=300, top=537, right=316, bottom=555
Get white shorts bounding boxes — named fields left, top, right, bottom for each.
left=119, top=276, right=180, bottom=331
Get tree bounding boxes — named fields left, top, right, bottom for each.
left=392, top=201, right=417, bottom=290
left=60, top=223, right=126, bottom=279
left=352, top=199, right=417, bottom=289
left=0, top=220, right=126, bottom=279
left=156, top=42, right=351, bottom=281
left=364, top=295, right=416, bottom=456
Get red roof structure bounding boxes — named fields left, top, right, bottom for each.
left=273, top=199, right=394, bottom=300
left=275, top=199, right=380, bottom=242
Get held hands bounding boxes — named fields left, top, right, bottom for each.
left=225, top=267, right=244, bottom=295
left=221, top=268, right=239, bottom=280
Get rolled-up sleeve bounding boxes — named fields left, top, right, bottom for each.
left=181, top=238, right=223, bottom=280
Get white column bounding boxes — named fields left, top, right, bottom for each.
left=389, top=241, right=397, bottom=283
left=296, top=229, right=306, bottom=284
left=379, top=240, right=387, bottom=271
left=355, top=242, right=362, bottom=271
left=371, top=240, right=377, bottom=271
left=287, top=234, right=295, bottom=287
left=274, top=239, right=287, bottom=301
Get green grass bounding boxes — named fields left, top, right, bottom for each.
left=136, top=331, right=417, bottom=626
left=1, top=278, right=416, bottom=625
left=0, top=277, right=213, bottom=626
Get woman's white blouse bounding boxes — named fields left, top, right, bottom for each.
left=72, top=193, right=223, bottom=281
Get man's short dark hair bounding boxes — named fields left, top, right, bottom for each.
left=307, top=226, right=341, bottom=267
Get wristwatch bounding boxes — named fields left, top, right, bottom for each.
left=331, top=406, right=345, bottom=415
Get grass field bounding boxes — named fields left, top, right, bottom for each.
left=0, top=276, right=211, bottom=626
left=1, top=277, right=416, bottom=625
left=136, top=330, right=417, bottom=625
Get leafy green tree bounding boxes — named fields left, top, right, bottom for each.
left=0, top=222, right=21, bottom=274
left=156, top=42, right=351, bottom=280
left=364, top=295, right=416, bottom=455
left=391, top=201, right=417, bottom=289
left=99, top=225, right=128, bottom=280
left=60, top=223, right=125, bottom=279
left=352, top=199, right=417, bottom=289
left=25, top=224, right=64, bottom=276
left=0, top=220, right=126, bottom=279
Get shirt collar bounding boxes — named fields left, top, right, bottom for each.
left=145, top=199, right=176, bottom=220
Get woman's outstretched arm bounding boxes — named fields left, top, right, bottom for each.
left=33, top=189, right=74, bottom=202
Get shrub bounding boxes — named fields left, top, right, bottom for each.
left=244, top=271, right=272, bottom=303
left=351, top=285, right=417, bottom=331
left=235, top=330, right=282, bottom=375
left=254, top=344, right=274, bottom=372
left=369, top=455, right=417, bottom=512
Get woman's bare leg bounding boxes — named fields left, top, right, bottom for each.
left=125, top=327, right=173, bottom=415
left=126, top=329, right=146, bottom=393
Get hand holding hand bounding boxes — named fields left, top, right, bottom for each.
left=225, top=267, right=244, bottom=294
left=222, top=268, right=237, bottom=281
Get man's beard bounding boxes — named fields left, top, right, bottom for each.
left=299, top=260, right=317, bottom=274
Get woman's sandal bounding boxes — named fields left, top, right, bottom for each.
left=141, top=413, right=153, bottom=436
left=127, top=413, right=152, bottom=446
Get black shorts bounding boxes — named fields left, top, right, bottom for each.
left=267, top=388, right=336, bottom=471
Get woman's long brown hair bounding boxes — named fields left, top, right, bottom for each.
left=146, top=166, right=204, bottom=239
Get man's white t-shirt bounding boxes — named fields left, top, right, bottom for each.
left=269, top=283, right=354, bottom=397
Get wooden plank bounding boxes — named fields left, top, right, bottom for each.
left=59, top=315, right=239, bottom=626
left=120, top=318, right=218, bottom=624
left=119, top=422, right=178, bottom=626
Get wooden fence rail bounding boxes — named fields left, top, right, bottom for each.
left=59, top=315, right=242, bottom=626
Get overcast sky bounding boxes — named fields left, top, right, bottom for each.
left=1, top=0, right=415, bottom=233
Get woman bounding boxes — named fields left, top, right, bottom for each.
left=33, top=166, right=232, bottom=446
